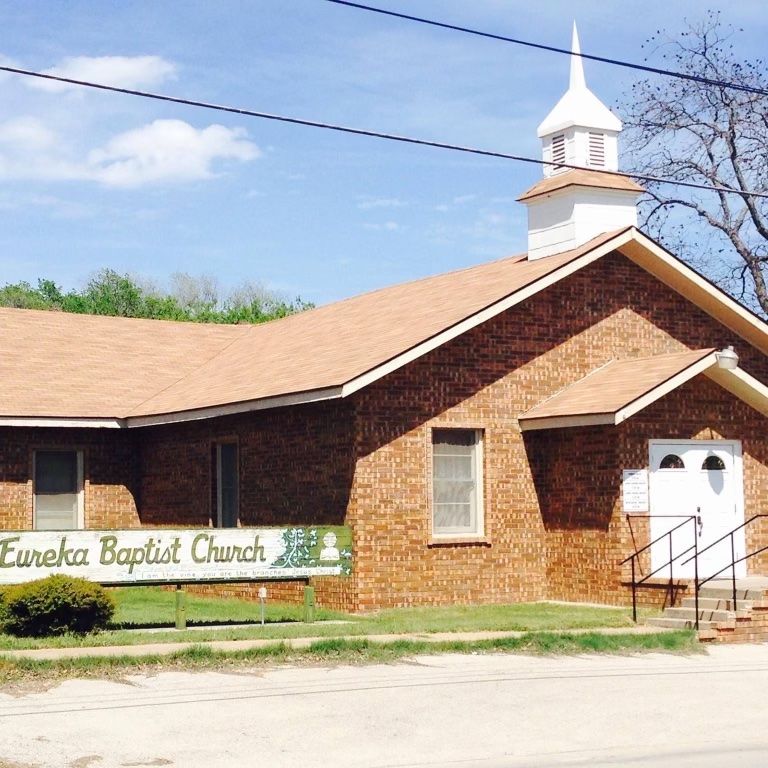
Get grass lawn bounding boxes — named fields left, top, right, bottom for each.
left=0, top=586, right=659, bottom=651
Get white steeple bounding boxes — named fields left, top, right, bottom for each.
left=518, top=23, right=642, bottom=260
left=537, top=24, right=622, bottom=147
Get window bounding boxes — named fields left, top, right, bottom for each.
left=432, top=429, right=483, bottom=537
left=215, top=442, right=239, bottom=528
left=659, top=453, right=685, bottom=470
left=34, top=450, right=82, bottom=530
left=701, top=455, right=726, bottom=471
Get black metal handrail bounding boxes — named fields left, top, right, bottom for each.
left=680, top=513, right=768, bottom=611
left=621, top=515, right=699, bottom=626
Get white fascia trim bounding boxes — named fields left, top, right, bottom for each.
left=613, top=352, right=718, bottom=424
left=0, top=417, right=123, bottom=428
left=706, top=365, right=768, bottom=418
left=341, top=229, right=636, bottom=398
left=621, top=232, right=768, bottom=353
left=519, top=413, right=615, bottom=431
left=125, top=385, right=344, bottom=428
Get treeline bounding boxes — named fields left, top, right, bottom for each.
left=0, top=269, right=313, bottom=324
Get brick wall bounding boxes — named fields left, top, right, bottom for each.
left=344, top=251, right=768, bottom=611
left=0, top=427, right=140, bottom=530
left=1, top=249, right=766, bottom=613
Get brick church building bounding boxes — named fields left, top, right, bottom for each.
left=2, top=28, right=767, bottom=612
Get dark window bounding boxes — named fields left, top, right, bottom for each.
left=701, top=455, right=726, bottom=471
left=660, top=454, right=685, bottom=470
left=216, top=443, right=239, bottom=528
left=34, top=450, right=80, bottom=530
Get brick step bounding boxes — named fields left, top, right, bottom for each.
left=663, top=607, right=735, bottom=623
left=647, top=617, right=719, bottom=631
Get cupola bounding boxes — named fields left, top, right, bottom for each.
left=518, top=23, right=643, bottom=260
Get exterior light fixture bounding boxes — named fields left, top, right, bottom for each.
left=716, top=345, right=739, bottom=370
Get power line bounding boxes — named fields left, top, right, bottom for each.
left=1, top=63, right=767, bottom=200
left=323, top=0, right=768, bottom=98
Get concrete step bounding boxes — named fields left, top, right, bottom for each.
left=646, top=617, right=718, bottom=631
left=699, top=587, right=766, bottom=601
left=680, top=597, right=752, bottom=611
left=663, top=607, right=734, bottom=623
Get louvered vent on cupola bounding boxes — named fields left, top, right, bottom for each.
left=551, top=134, right=566, bottom=171
left=588, top=132, right=606, bottom=168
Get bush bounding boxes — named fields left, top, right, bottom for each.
left=0, top=575, right=115, bottom=637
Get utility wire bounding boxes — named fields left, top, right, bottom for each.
left=2, top=63, right=767, bottom=200
left=323, top=0, right=768, bottom=98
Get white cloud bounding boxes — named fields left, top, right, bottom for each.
left=0, top=117, right=56, bottom=151
left=357, top=197, right=407, bottom=210
left=0, top=116, right=259, bottom=188
left=27, top=55, right=177, bottom=92
left=88, top=119, right=259, bottom=187
left=363, top=220, right=400, bottom=232
left=0, top=117, right=86, bottom=182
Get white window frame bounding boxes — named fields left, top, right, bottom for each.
left=215, top=441, right=239, bottom=528
left=430, top=428, right=484, bottom=540
left=33, top=449, right=84, bottom=530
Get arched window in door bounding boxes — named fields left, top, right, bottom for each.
left=659, top=453, right=685, bottom=470
left=701, top=455, right=726, bottom=471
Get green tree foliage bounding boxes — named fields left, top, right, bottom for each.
left=0, top=270, right=313, bottom=324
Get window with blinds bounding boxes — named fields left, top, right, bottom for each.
left=432, top=429, right=483, bottom=537
left=588, top=132, right=606, bottom=167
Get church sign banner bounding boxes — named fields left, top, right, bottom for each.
left=0, top=526, right=353, bottom=586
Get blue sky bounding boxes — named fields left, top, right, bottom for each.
left=1, top=1, right=766, bottom=305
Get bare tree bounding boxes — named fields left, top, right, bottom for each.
left=620, top=12, right=768, bottom=315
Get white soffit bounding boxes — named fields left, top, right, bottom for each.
left=705, top=366, right=768, bottom=418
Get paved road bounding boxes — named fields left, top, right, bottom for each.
left=2, top=645, right=768, bottom=767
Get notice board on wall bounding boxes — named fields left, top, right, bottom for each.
left=622, top=469, right=649, bottom=512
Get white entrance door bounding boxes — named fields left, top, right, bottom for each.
left=649, top=441, right=745, bottom=579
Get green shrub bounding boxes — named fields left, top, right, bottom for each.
left=0, top=586, right=8, bottom=630
left=1, top=575, right=115, bottom=637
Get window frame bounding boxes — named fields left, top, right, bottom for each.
left=430, top=427, right=485, bottom=541
left=214, top=440, right=240, bottom=528
left=32, top=448, right=85, bottom=530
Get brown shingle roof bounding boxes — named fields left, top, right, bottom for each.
left=0, top=230, right=625, bottom=421
left=517, top=169, right=645, bottom=202
left=520, top=348, right=716, bottom=427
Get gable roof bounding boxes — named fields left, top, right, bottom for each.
left=1, top=227, right=767, bottom=428
left=520, top=348, right=768, bottom=431
left=520, top=349, right=717, bottom=430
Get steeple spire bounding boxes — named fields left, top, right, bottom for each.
left=569, top=22, right=586, bottom=90
left=518, top=23, right=643, bottom=260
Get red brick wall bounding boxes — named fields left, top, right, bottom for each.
left=1, top=249, right=767, bottom=613
left=136, top=401, right=355, bottom=527
left=0, top=427, right=140, bottom=530
left=344, top=251, right=768, bottom=610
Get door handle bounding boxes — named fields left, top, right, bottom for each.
left=697, top=507, right=703, bottom=538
